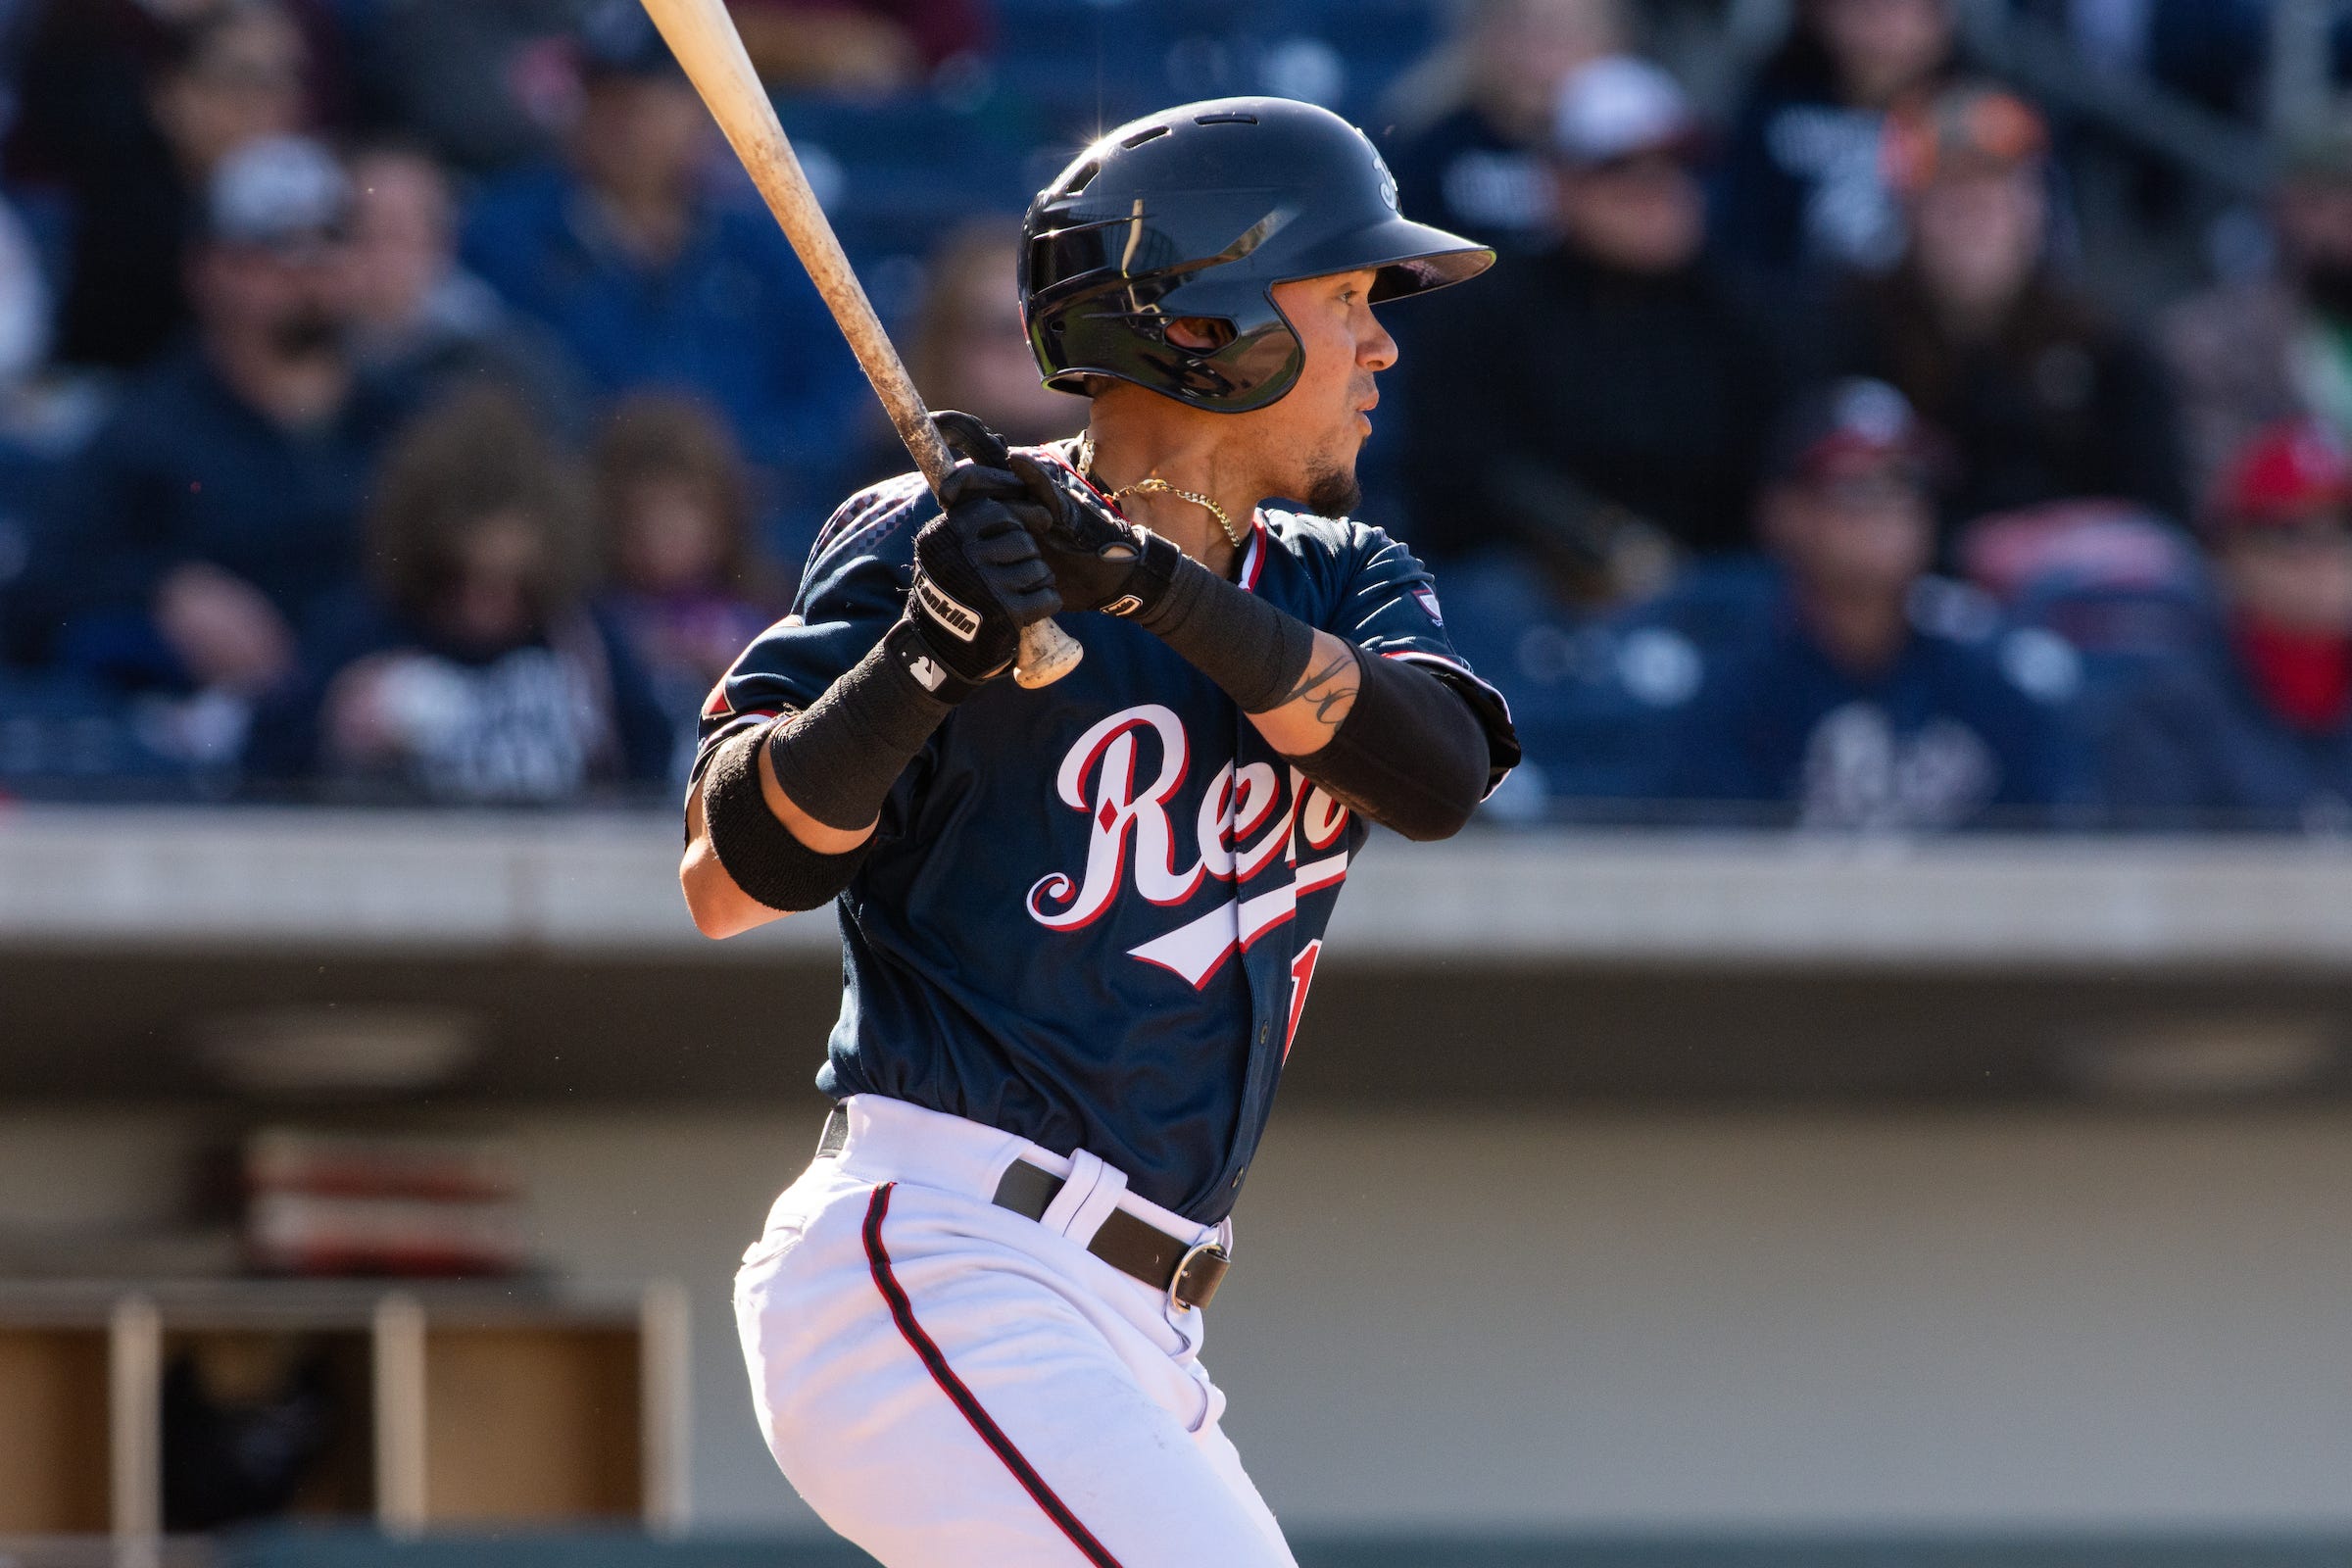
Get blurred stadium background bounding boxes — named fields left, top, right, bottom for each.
left=3, top=0, right=2352, bottom=1562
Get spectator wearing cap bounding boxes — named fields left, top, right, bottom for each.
left=1399, top=55, right=1788, bottom=599
left=5, top=0, right=341, bottom=370
left=2098, top=420, right=2352, bottom=831
left=1828, top=83, right=2185, bottom=540
left=2164, top=123, right=2352, bottom=506
left=336, top=141, right=588, bottom=437
left=1713, top=0, right=1959, bottom=284
left=1652, top=377, right=2081, bottom=829
left=1382, top=0, right=1629, bottom=254
left=459, top=3, right=867, bottom=547
left=16, top=136, right=410, bottom=713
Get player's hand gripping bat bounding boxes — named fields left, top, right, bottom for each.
left=637, top=0, right=1084, bottom=689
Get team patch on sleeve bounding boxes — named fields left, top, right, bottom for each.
left=1409, top=585, right=1444, bottom=625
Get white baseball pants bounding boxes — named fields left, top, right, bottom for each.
left=733, top=1093, right=1298, bottom=1568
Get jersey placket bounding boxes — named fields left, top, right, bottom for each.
left=1204, top=686, right=1304, bottom=1209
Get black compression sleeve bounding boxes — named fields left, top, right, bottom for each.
left=762, top=620, right=956, bottom=833
left=702, top=725, right=874, bottom=912
left=1135, top=552, right=1316, bottom=713
left=1288, top=654, right=1493, bottom=842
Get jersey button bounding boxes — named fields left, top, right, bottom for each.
left=1231, top=1166, right=1247, bottom=1188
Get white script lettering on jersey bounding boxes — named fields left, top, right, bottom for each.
left=1026, top=704, right=1351, bottom=988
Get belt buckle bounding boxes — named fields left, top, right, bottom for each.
left=1167, top=1238, right=1231, bottom=1314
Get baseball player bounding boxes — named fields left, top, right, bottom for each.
left=683, top=97, right=1518, bottom=1567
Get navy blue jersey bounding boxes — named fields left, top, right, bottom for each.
left=1655, top=592, right=2082, bottom=829
left=695, top=444, right=1514, bottom=1222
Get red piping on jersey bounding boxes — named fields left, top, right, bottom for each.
left=1381, top=647, right=1471, bottom=678
left=861, top=1184, right=1129, bottom=1568
left=1240, top=519, right=1268, bottom=591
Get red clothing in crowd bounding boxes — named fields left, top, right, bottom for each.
left=730, top=0, right=992, bottom=69
left=2233, top=613, right=2352, bottom=733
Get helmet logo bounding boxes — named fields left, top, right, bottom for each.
left=1355, top=127, right=1399, bottom=212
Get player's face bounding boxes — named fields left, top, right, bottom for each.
left=2227, top=515, right=2352, bottom=634
left=1262, top=269, right=1396, bottom=515
left=1766, top=460, right=1934, bottom=597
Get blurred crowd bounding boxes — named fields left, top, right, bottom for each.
left=0, top=0, right=2350, bottom=833
left=1381, top=0, right=2352, bottom=833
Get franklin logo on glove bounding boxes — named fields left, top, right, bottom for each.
left=912, top=577, right=983, bottom=643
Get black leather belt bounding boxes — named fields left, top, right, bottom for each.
left=991, top=1158, right=1232, bottom=1311
left=817, top=1107, right=1231, bottom=1311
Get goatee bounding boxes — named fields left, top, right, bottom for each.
left=1301, top=462, right=1361, bottom=518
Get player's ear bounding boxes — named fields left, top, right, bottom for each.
left=1164, top=318, right=1235, bottom=353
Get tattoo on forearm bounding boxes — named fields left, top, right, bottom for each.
left=1275, top=653, right=1359, bottom=727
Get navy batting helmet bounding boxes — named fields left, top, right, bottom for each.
left=1019, top=97, right=1494, bottom=415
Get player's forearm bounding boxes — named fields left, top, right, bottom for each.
left=755, top=736, right=882, bottom=852
left=1140, top=560, right=1490, bottom=838
left=690, top=632, right=950, bottom=924
left=1281, top=651, right=1494, bottom=842
left=1244, top=629, right=1360, bottom=756
left=762, top=622, right=956, bottom=833
left=1134, top=550, right=1318, bottom=714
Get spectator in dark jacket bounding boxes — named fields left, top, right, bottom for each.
left=1713, top=0, right=1958, bottom=284
left=337, top=140, right=587, bottom=437
left=247, top=388, right=670, bottom=801
left=343, top=0, right=593, bottom=173
left=2099, top=419, right=2352, bottom=831
left=1382, top=0, right=1628, bottom=254
left=6, top=0, right=332, bottom=369
left=19, top=136, right=409, bottom=703
left=1832, top=84, right=2185, bottom=541
left=1656, top=377, right=2080, bottom=828
left=459, top=6, right=866, bottom=544
left=1400, top=56, right=1787, bottom=601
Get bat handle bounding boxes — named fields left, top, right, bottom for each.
left=1014, top=618, right=1084, bottom=689
left=900, top=397, right=1082, bottom=690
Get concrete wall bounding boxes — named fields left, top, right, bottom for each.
left=3, top=1104, right=2348, bottom=1535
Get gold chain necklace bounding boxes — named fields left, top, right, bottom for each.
left=1076, top=433, right=1240, bottom=550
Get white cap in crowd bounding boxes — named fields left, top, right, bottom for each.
left=1549, top=55, right=1701, bottom=168
left=206, top=134, right=352, bottom=250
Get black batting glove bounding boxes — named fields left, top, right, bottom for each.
left=1004, top=451, right=1185, bottom=621
left=890, top=412, right=1060, bottom=701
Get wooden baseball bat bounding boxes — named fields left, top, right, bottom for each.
left=636, top=0, right=1083, bottom=689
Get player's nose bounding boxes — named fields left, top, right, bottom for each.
left=1358, top=311, right=1397, bottom=374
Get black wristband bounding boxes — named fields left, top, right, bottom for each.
left=1135, top=551, right=1316, bottom=713
left=703, top=725, right=875, bottom=912
left=763, top=620, right=957, bottom=833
